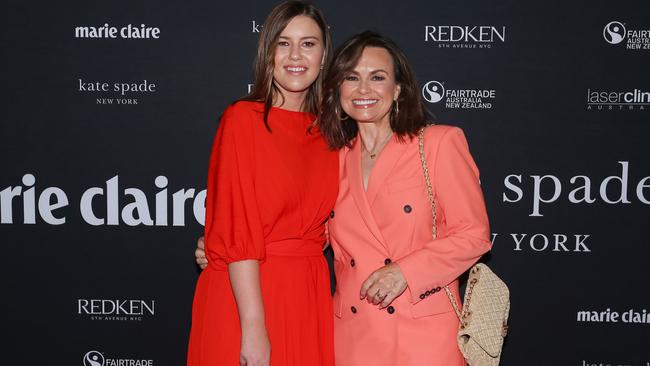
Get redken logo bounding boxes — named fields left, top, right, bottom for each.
left=78, top=299, right=155, bottom=321
left=424, top=25, right=505, bottom=49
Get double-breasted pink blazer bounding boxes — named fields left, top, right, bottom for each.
left=328, top=125, right=492, bottom=366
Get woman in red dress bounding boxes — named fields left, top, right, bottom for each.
left=186, top=2, right=336, bottom=366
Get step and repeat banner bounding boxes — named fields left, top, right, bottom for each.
left=2, top=0, right=649, bottom=365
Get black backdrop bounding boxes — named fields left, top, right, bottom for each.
left=2, top=0, right=649, bottom=365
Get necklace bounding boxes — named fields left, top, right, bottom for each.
left=362, top=131, right=393, bottom=159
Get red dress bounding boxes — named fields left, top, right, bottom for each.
left=187, top=101, right=338, bottom=366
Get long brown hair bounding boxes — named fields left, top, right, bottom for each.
left=319, top=31, right=430, bottom=149
left=240, top=1, right=332, bottom=131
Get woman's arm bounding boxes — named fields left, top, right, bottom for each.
left=396, top=126, right=491, bottom=305
left=229, top=260, right=270, bottom=366
left=203, top=104, right=269, bottom=365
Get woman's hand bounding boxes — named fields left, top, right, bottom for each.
left=323, top=222, right=331, bottom=250
left=195, top=236, right=208, bottom=270
left=240, top=322, right=271, bottom=366
left=359, top=263, right=408, bottom=308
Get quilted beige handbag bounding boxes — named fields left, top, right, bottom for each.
left=418, top=127, right=510, bottom=366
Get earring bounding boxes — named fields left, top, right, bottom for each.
left=394, top=100, right=399, bottom=115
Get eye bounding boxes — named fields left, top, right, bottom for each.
left=303, top=41, right=316, bottom=47
left=371, top=75, right=386, bottom=81
left=278, top=41, right=290, bottom=47
left=344, top=75, right=359, bottom=81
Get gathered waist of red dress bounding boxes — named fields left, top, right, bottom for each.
left=206, top=238, right=325, bottom=271
left=265, top=238, right=324, bottom=257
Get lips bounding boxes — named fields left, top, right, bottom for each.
left=284, top=66, right=307, bottom=75
left=351, top=99, right=378, bottom=109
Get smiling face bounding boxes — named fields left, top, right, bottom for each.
left=272, top=15, right=325, bottom=104
left=339, top=47, right=401, bottom=126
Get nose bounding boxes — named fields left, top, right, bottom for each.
left=358, top=78, right=370, bottom=94
left=289, top=44, right=301, bottom=61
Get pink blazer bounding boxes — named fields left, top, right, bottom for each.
left=328, top=125, right=491, bottom=366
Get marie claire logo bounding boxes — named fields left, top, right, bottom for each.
left=603, top=21, right=650, bottom=50
left=577, top=308, right=649, bottom=324
left=78, top=299, right=155, bottom=321
left=424, top=25, right=505, bottom=49
left=586, top=87, right=649, bottom=111
left=83, top=350, right=154, bottom=366
left=0, top=174, right=206, bottom=226
left=75, top=24, right=160, bottom=39
left=77, top=78, right=157, bottom=105
left=422, top=80, right=496, bottom=109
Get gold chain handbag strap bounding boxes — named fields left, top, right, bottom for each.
left=417, top=127, right=463, bottom=321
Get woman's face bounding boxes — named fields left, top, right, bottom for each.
left=272, top=15, right=324, bottom=99
left=339, top=47, right=400, bottom=125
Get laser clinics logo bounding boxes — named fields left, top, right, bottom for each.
left=422, top=80, right=496, bottom=109
left=603, top=21, right=650, bottom=50
left=586, top=87, right=649, bottom=111
left=424, top=24, right=506, bottom=49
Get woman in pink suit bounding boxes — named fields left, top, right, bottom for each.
left=196, top=31, right=491, bottom=365
left=317, top=31, right=492, bottom=366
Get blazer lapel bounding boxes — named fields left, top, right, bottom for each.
left=346, top=138, right=388, bottom=250
left=366, top=135, right=411, bottom=206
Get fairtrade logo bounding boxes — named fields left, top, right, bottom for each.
left=83, top=351, right=105, bottom=366
left=422, top=81, right=445, bottom=103
left=603, top=21, right=626, bottom=44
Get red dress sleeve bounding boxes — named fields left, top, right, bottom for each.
left=204, top=104, right=265, bottom=268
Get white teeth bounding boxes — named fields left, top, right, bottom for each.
left=287, top=66, right=306, bottom=72
left=352, top=99, right=378, bottom=106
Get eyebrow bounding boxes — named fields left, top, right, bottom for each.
left=278, top=36, right=321, bottom=41
left=347, top=69, right=389, bottom=75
